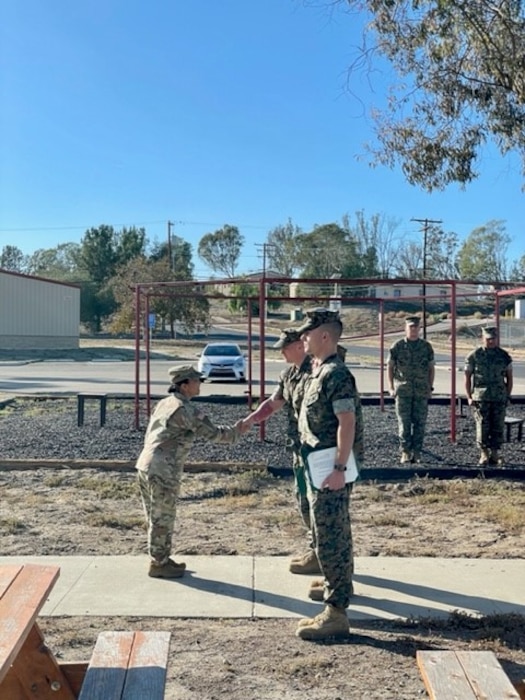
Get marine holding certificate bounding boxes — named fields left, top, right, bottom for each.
left=294, top=307, right=363, bottom=642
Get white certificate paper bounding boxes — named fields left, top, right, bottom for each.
left=306, top=447, right=359, bottom=489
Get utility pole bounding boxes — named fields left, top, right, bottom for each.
left=167, top=220, right=174, bottom=271
left=411, top=218, right=442, bottom=338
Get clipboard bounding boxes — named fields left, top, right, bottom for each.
left=306, top=447, right=359, bottom=489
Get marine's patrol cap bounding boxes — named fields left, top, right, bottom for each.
left=482, top=326, right=498, bottom=338
left=168, top=365, right=203, bottom=383
left=273, top=328, right=303, bottom=349
left=296, top=307, right=341, bottom=334
left=405, top=316, right=421, bottom=326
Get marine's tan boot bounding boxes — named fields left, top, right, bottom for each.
left=296, top=604, right=350, bottom=640
left=400, top=451, right=412, bottom=464
left=308, top=579, right=354, bottom=602
left=479, top=448, right=490, bottom=466
left=290, top=549, right=313, bottom=564
left=148, top=558, right=186, bottom=579
left=289, top=550, right=322, bottom=575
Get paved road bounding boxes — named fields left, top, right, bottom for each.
left=1, top=356, right=524, bottom=399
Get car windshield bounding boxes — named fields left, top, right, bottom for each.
left=203, top=345, right=240, bottom=357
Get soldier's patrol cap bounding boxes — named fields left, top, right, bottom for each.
left=482, top=326, right=498, bottom=338
left=168, top=365, right=203, bottom=383
left=405, top=316, right=421, bottom=326
left=296, top=307, right=341, bottom=334
left=273, top=328, right=303, bottom=349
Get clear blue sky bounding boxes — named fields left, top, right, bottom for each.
left=1, top=0, right=523, bottom=279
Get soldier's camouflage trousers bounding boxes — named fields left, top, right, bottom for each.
left=472, top=400, right=506, bottom=450
left=137, top=471, right=181, bottom=564
left=395, top=395, right=429, bottom=453
left=305, top=474, right=353, bottom=609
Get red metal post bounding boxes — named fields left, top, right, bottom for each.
left=134, top=285, right=141, bottom=430
left=145, top=293, right=151, bottom=418
left=450, top=281, right=457, bottom=443
left=379, top=299, right=385, bottom=411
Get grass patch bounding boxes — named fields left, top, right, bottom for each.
left=75, top=476, right=137, bottom=500
left=0, top=517, right=27, bottom=534
left=85, top=513, right=144, bottom=529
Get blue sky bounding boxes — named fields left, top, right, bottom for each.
left=1, top=0, right=523, bottom=279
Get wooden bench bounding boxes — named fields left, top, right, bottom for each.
left=78, top=631, right=171, bottom=700
left=417, top=649, right=521, bottom=699
left=77, top=393, right=108, bottom=427
left=504, top=416, right=525, bottom=442
left=0, top=564, right=171, bottom=699
left=0, top=563, right=78, bottom=699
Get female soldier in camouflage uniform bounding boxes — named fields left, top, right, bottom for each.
left=136, top=365, right=246, bottom=579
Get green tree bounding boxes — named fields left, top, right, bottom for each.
left=81, top=225, right=118, bottom=285
left=0, top=245, right=27, bottom=272
left=26, top=243, right=82, bottom=280
left=265, top=219, right=303, bottom=276
left=509, top=254, right=525, bottom=281
left=296, top=223, right=365, bottom=279
left=197, top=224, right=244, bottom=277
left=115, top=227, right=147, bottom=267
left=318, top=0, right=525, bottom=190
left=456, top=220, right=511, bottom=281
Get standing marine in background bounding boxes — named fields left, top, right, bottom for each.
left=464, top=326, right=513, bottom=466
left=135, top=365, right=247, bottom=579
left=387, top=316, right=435, bottom=464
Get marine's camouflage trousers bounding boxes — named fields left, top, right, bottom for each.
left=395, top=395, right=429, bottom=453
left=292, top=452, right=315, bottom=549
left=305, top=473, right=353, bottom=609
left=137, top=470, right=182, bottom=564
left=472, top=400, right=507, bottom=450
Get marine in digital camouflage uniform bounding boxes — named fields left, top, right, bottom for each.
left=464, top=326, right=513, bottom=466
left=387, top=316, right=435, bottom=464
left=136, top=365, right=246, bottom=579
left=295, top=308, right=363, bottom=641
left=242, top=329, right=318, bottom=573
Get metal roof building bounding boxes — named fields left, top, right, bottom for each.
left=0, top=269, right=80, bottom=350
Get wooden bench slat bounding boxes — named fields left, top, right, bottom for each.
left=417, top=650, right=520, bottom=699
left=122, top=631, right=171, bottom=700
left=78, top=631, right=171, bottom=700
left=417, top=650, right=478, bottom=699
left=456, top=651, right=520, bottom=699
left=0, top=564, right=60, bottom=682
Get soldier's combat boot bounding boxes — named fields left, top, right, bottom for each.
left=490, top=450, right=504, bottom=466
left=296, top=604, right=350, bottom=640
left=289, top=550, right=322, bottom=575
left=400, top=451, right=412, bottom=464
left=148, top=558, right=186, bottom=579
left=412, top=451, right=422, bottom=464
left=479, top=448, right=490, bottom=466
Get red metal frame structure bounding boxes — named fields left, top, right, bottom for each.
left=132, top=276, right=522, bottom=440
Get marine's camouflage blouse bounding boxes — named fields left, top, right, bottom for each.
left=298, top=355, right=364, bottom=465
left=464, top=346, right=512, bottom=401
left=271, top=355, right=312, bottom=451
left=135, top=391, right=240, bottom=479
left=388, top=338, right=434, bottom=398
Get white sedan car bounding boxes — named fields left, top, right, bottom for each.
left=197, top=342, right=246, bottom=382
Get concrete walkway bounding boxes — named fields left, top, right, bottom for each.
left=2, top=555, right=524, bottom=621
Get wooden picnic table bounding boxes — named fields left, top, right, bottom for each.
left=0, top=563, right=78, bottom=699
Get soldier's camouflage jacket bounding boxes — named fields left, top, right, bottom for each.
left=135, top=391, right=240, bottom=479
left=388, top=338, right=434, bottom=398
left=271, top=355, right=312, bottom=451
left=298, top=355, right=364, bottom=466
left=464, top=346, right=512, bottom=401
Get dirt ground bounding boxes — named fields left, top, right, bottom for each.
left=2, top=467, right=525, bottom=699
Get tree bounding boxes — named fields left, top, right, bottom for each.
left=26, top=243, right=82, bottom=280
left=319, top=0, right=525, bottom=190
left=296, top=222, right=367, bottom=280
left=456, top=220, right=511, bottom=281
left=80, top=225, right=118, bottom=285
left=197, top=224, right=244, bottom=277
left=344, top=211, right=398, bottom=278
left=0, top=245, right=27, bottom=272
left=265, top=219, right=303, bottom=276
left=115, top=227, right=147, bottom=267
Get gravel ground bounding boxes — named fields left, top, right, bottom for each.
left=1, top=396, right=525, bottom=470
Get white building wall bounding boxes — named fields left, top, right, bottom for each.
left=0, top=271, right=80, bottom=349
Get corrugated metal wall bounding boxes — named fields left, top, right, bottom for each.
left=0, top=271, right=80, bottom=349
